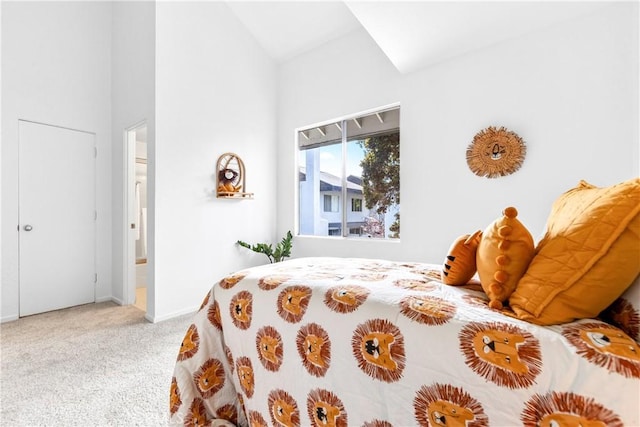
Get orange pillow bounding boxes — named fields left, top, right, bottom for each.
left=509, top=178, right=640, bottom=325
left=476, top=207, right=535, bottom=310
left=441, top=230, right=482, bottom=285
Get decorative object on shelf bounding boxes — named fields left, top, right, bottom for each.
left=237, top=231, right=293, bottom=263
left=216, top=152, right=254, bottom=198
left=466, top=126, right=526, bottom=178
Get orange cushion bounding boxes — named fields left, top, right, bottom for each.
left=509, top=178, right=640, bottom=325
left=476, top=207, right=535, bottom=310
left=441, top=230, right=482, bottom=285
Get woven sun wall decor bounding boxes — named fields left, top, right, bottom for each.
left=466, top=126, right=526, bottom=178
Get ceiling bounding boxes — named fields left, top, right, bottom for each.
left=227, top=1, right=609, bottom=74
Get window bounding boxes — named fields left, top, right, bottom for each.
left=298, top=106, right=400, bottom=238
left=328, top=228, right=342, bottom=236
left=324, top=195, right=339, bottom=212
left=349, top=227, right=362, bottom=236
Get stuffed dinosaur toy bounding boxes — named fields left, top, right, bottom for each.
left=442, top=207, right=535, bottom=310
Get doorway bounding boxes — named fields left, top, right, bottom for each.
left=125, top=122, right=148, bottom=312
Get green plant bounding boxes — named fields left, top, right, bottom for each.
left=237, top=231, right=293, bottom=263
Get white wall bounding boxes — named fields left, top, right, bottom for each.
left=111, top=1, right=155, bottom=314
left=1, top=2, right=113, bottom=321
left=277, top=3, right=639, bottom=265
left=1, top=2, right=3, bottom=321
left=154, top=2, right=277, bottom=321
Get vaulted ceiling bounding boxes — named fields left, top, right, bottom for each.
left=227, top=1, right=609, bottom=74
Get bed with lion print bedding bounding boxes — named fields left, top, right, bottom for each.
left=169, top=257, right=640, bottom=426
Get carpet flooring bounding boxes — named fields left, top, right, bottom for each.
left=0, top=302, right=194, bottom=426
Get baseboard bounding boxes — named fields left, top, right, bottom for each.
left=145, top=305, right=198, bottom=323
left=106, top=296, right=125, bottom=305
left=1, top=313, right=19, bottom=323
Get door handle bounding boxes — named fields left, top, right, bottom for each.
left=24, top=224, right=33, bottom=231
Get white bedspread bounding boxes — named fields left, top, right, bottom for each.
left=170, top=257, right=640, bottom=426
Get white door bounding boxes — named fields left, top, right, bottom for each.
left=19, top=120, right=96, bottom=316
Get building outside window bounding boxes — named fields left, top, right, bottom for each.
left=298, top=106, right=400, bottom=239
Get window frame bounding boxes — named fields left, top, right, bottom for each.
left=295, top=103, right=400, bottom=239
left=351, top=197, right=363, bottom=212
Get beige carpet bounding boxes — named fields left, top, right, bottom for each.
left=0, top=302, right=194, bottom=426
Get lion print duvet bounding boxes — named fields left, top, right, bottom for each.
left=170, top=257, right=640, bottom=426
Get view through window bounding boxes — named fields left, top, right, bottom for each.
left=298, top=107, right=400, bottom=239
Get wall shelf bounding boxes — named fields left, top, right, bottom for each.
left=215, top=153, right=253, bottom=199
left=216, top=191, right=254, bottom=199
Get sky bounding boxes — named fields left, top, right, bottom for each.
left=300, top=141, right=365, bottom=178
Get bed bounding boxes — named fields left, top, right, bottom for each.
left=169, top=256, right=640, bottom=427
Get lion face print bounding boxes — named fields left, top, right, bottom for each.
left=427, top=400, right=474, bottom=427
left=580, top=326, right=639, bottom=361
left=236, top=356, right=255, bottom=398
left=362, top=421, right=393, bottom=427
left=362, top=331, right=398, bottom=371
left=414, top=383, right=488, bottom=427
left=357, top=262, right=395, bottom=273
left=563, top=321, right=640, bottom=378
left=207, top=300, right=222, bottom=330
left=400, top=295, right=455, bottom=326
left=411, top=268, right=444, bottom=282
left=219, top=272, right=247, bottom=289
left=268, top=389, right=300, bottom=427
left=248, top=410, right=269, bottom=427
left=349, top=273, right=387, bottom=282
left=216, top=404, right=238, bottom=425
left=224, top=345, right=234, bottom=374
left=277, top=286, right=312, bottom=323
left=306, top=389, right=347, bottom=427
left=393, top=279, right=437, bottom=292
left=472, top=328, right=528, bottom=374
left=306, top=272, right=344, bottom=281
left=256, top=326, right=284, bottom=372
left=258, top=275, right=291, bottom=290
left=540, top=413, right=606, bottom=427
left=169, top=377, right=181, bottom=415
left=297, top=323, right=331, bottom=377
left=461, top=294, right=492, bottom=311
left=324, top=285, right=370, bottom=314
left=229, top=290, right=253, bottom=330
left=352, top=319, right=405, bottom=382
left=521, top=391, right=622, bottom=427
left=185, top=398, right=210, bottom=427
left=193, top=358, right=225, bottom=399
left=177, top=324, right=199, bottom=361
left=459, top=322, right=542, bottom=389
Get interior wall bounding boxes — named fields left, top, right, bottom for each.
left=111, top=0, right=155, bottom=313
left=277, top=3, right=639, bottom=264
left=1, top=2, right=3, bottom=318
left=1, top=1, right=113, bottom=321
left=154, top=1, right=278, bottom=321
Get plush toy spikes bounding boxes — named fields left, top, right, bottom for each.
left=476, top=207, right=535, bottom=310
